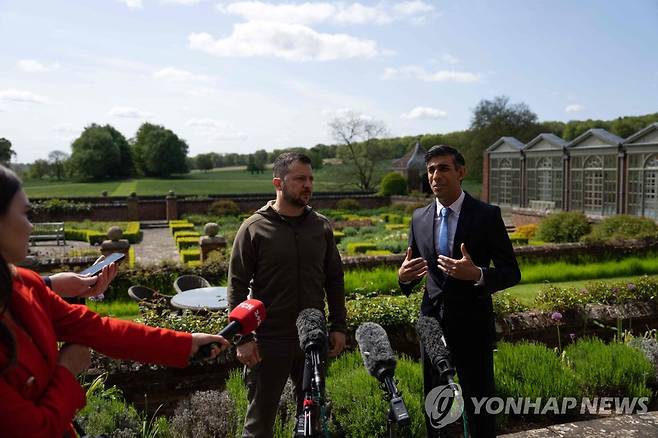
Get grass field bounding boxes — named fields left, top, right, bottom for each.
left=22, top=164, right=484, bottom=198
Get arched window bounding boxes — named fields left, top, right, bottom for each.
left=537, top=157, right=552, bottom=201
left=583, top=155, right=603, bottom=215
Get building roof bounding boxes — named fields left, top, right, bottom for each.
left=566, top=128, right=624, bottom=149
left=623, top=122, right=658, bottom=144
left=486, top=136, right=525, bottom=153
left=523, top=133, right=567, bottom=152
left=392, top=140, right=426, bottom=171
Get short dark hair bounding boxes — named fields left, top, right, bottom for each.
left=272, top=152, right=312, bottom=179
left=424, top=144, right=465, bottom=169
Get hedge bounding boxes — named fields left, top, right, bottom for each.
left=65, top=222, right=141, bottom=245
left=180, top=248, right=201, bottom=264
left=346, top=242, right=378, bottom=255
left=170, top=222, right=195, bottom=235
left=177, top=236, right=200, bottom=250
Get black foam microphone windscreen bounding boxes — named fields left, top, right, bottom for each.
left=415, top=315, right=451, bottom=371
left=296, top=308, right=327, bottom=352
left=355, top=322, right=397, bottom=381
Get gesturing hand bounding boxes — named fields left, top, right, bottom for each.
left=236, top=341, right=261, bottom=368
left=328, top=331, right=346, bottom=358
left=398, top=247, right=428, bottom=283
left=437, top=243, right=481, bottom=281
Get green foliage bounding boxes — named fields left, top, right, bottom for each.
left=173, top=230, right=201, bottom=239
left=492, top=292, right=529, bottom=315
left=537, top=211, right=591, bottom=243
left=180, top=248, right=201, bottom=264
left=170, top=390, right=237, bottom=438
left=65, top=221, right=141, bottom=244
left=0, top=137, right=15, bottom=165
left=583, top=215, right=658, bottom=242
left=30, top=198, right=91, bottom=216
left=515, top=224, right=539, bottom=240
left=332, top=230, right=345, bottom=243
left=68, top=124, right=131, bottom=180
left=225, top=369, right=248, bottom=437
left=508, top=234, right=529, bottom=246
left=133, top=122, right=189, bottom=177
left=346, top=242, right=378, bottom=255
left=335, top=198, right=361, bottom=211
left=176, top=236, right=200, bottom=250
left=521, top=256, right=658, bottom=285
left=495, top=342, right=580, bottom=403
left=534, top=275, right=658, bottom=311
left=343, top=267, right=403, bottom=299
left=564, top=338, right=653, bottom=399
left=346, top=293, right=422, bottom=330
left=208, top=199, right=241, bottom=216
left=379, top=172, right=407, bottom=196
left=380, top=212, right=403, bottom=224
left=170, top=222, right=195, bottom=235
left=326, top=351, right=424, bottom=438
left=365, top=250, right=393, bottom=256
left=138, top=297, right=228, bottom=333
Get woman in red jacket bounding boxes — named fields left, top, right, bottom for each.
left=0, top=165, right=230, bottom=437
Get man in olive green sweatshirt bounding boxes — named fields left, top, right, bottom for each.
left=228, top=152, right=347, bottom=438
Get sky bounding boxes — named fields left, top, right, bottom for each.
left=1, top=0, right=657, bottom=163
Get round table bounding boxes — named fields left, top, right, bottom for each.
left=170, top=286, right=228, bottom=311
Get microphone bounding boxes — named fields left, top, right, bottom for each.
left=296, top=308, right=328, bottom=353
left=196, top=299, right=266, bottom=359
left=415, top=316, right=459, bottom=396
left=355, top=322, right=410, bottom=426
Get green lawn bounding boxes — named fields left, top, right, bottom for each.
left=505, top=274, right=658, bottom=306
left=23, top=166, right=349, bottom=198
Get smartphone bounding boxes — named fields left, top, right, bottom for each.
left=79, top=252, right=126, bottom=277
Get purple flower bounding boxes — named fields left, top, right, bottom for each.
left=627, top=283, right=636, bottom=291
left=612, top=287, right=619, bottom=294
left=88, top=293, right=105, bottom=302
left=551, top=312, right=563, bottom=322
left=569, top=333, right=576, bottom=341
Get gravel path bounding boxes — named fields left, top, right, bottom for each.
left=133, top=228, right=181, bottom=266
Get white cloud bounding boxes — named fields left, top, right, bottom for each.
left=186, top=118, right=248, bottom=142
left=108, top=106, right=151, bottom=118
left=217, top=1, right=432, bottom=25
left=440, top=53, right=460, bottom=65
left=0, top=89, right=48, bottom=104
left=383, top=65, right=481, bottom=83
left=17, top=59, right=59, bottom=73
left=153, top=67, right=214, bottom=82
left=162, top=0, right=202, bottom=4
left=565, top=104, right=585, bottom=113
left=117, top=0, right=143, bottom=8
left=52, top=124, right=79, bottom=134
left=189, top=21, right=379, bottom=61
left=401, top=106, right=447, bottom=120
left=393, top=1, right=434, bottom=16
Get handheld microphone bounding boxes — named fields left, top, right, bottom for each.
left=356, top=322, right=410, bottom=426
left=416, top=316, right=459, bottom=396
left=195, top=299, right=266, bottom=359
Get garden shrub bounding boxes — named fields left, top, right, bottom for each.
left=171, top=390, right=237, bottom=438
left=346, top=242, right=378, bottom=255
left=380, top=212, right=403, bottom=224
left=170, top=221, right=195, bottom=235
left=564, top=338, right=653, bottom=399
left=628, top=337, right=658, bottom=382
left=583, top=215, right=658, bottom=243
left=508, top=234, right=529, bottom=246
left=180, top=248, right=201, bottom=264
left=379, top=172, right=407, bottom=196
left=174, top=230, right=201, bottom=239
left=138, top=297, right=229, bottom=334
left=495, top=342, right=580, bottom=403
left=177, top=236, right=200, bottom=250
left=341, top=226, right=358, bottom=236
left=336, top=198, right=361, bottom=211
left=209, top=199, right=241, bottom=216
left=537, top=212, right=591, bottom=243
left=332, top=231, right=345, bottom=243
left=30, top=198, right=92, bottom=216
left=346, top=293, right=422, bottom=330
left=365, top=250, right=393, bottom=256
left=65, top=221, right=141, bottom=244
left=385, top=224, right=407, bottom=231
left=492, top=292, right=529, bottom=315
left=326, top=351, right=424, bottom=438
left=515, top=224, right=538, bottom=240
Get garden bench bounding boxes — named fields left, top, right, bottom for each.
left=29, top=222, right=66, bottom=246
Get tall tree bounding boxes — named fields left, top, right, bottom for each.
left=28, top=159, right=51, bottom=179
left=48, top=150, right=69, bottom=180
left=67, top=124, right=123, bottom=180
left=0, top=138, right=15, bottom=166
left=196, top=153, right=214, bottom=171
left=329, top=111, right=388, bottom=191
left=133, top=123, right=189, bottom=177
left=468, top=96, right=542, bottom=181
left=105, top=125, right=133, bottom=177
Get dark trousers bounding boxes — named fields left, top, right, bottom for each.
left=242, top=338, right=305, bottom=438
left=421, top=305, right=496, bottom=438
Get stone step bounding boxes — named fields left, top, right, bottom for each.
left=140, top=220, right=170, bottom=229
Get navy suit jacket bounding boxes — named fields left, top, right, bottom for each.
left=400, top=192, right=521, bottom=345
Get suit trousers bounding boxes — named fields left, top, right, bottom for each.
left=242, top=338, right=305, bottom=438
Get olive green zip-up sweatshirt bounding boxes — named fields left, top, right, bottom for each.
left=227, top=201, right=347, bottom=341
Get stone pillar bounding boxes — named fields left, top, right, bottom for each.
left=100, top=226, right=130, bottom=258
left=166, top=190, right=178, bottom=221
left=127, top=192, right=139, bottom=221
left=200, top=222, right=227, bottom=262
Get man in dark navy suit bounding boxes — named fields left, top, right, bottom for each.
left=398, top=145, right=521, bottom=437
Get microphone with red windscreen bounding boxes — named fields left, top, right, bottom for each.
left=194, top=299, right=266, bottom=360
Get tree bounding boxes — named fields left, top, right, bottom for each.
left=196, top=153, right=214, bottom=171
left=48, top=150, right=69, bottom=180
left=68, top=124, right=123, bottom=180
left=468, top=96, right=542, bottom=181
left=246, top=154, right=265, bottom=174
left=329, top=111, right=388, bottom=191
left=28, top=159, right=51, bottom=179
left=106, top=125, right=133, bottom=177
left=0, top=138, right=15, bottom=166
left=133, top=123, right=189, bottom=177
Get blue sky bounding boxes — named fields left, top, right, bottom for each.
left=1, top=0, right=657, bottom=163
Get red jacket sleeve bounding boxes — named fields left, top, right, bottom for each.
left=0, top=365, right=85, bottom=438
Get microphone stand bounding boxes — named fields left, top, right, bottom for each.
left=382, top=374, right=410, bottom=438
left=295, top=344, right=327, bottom=437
